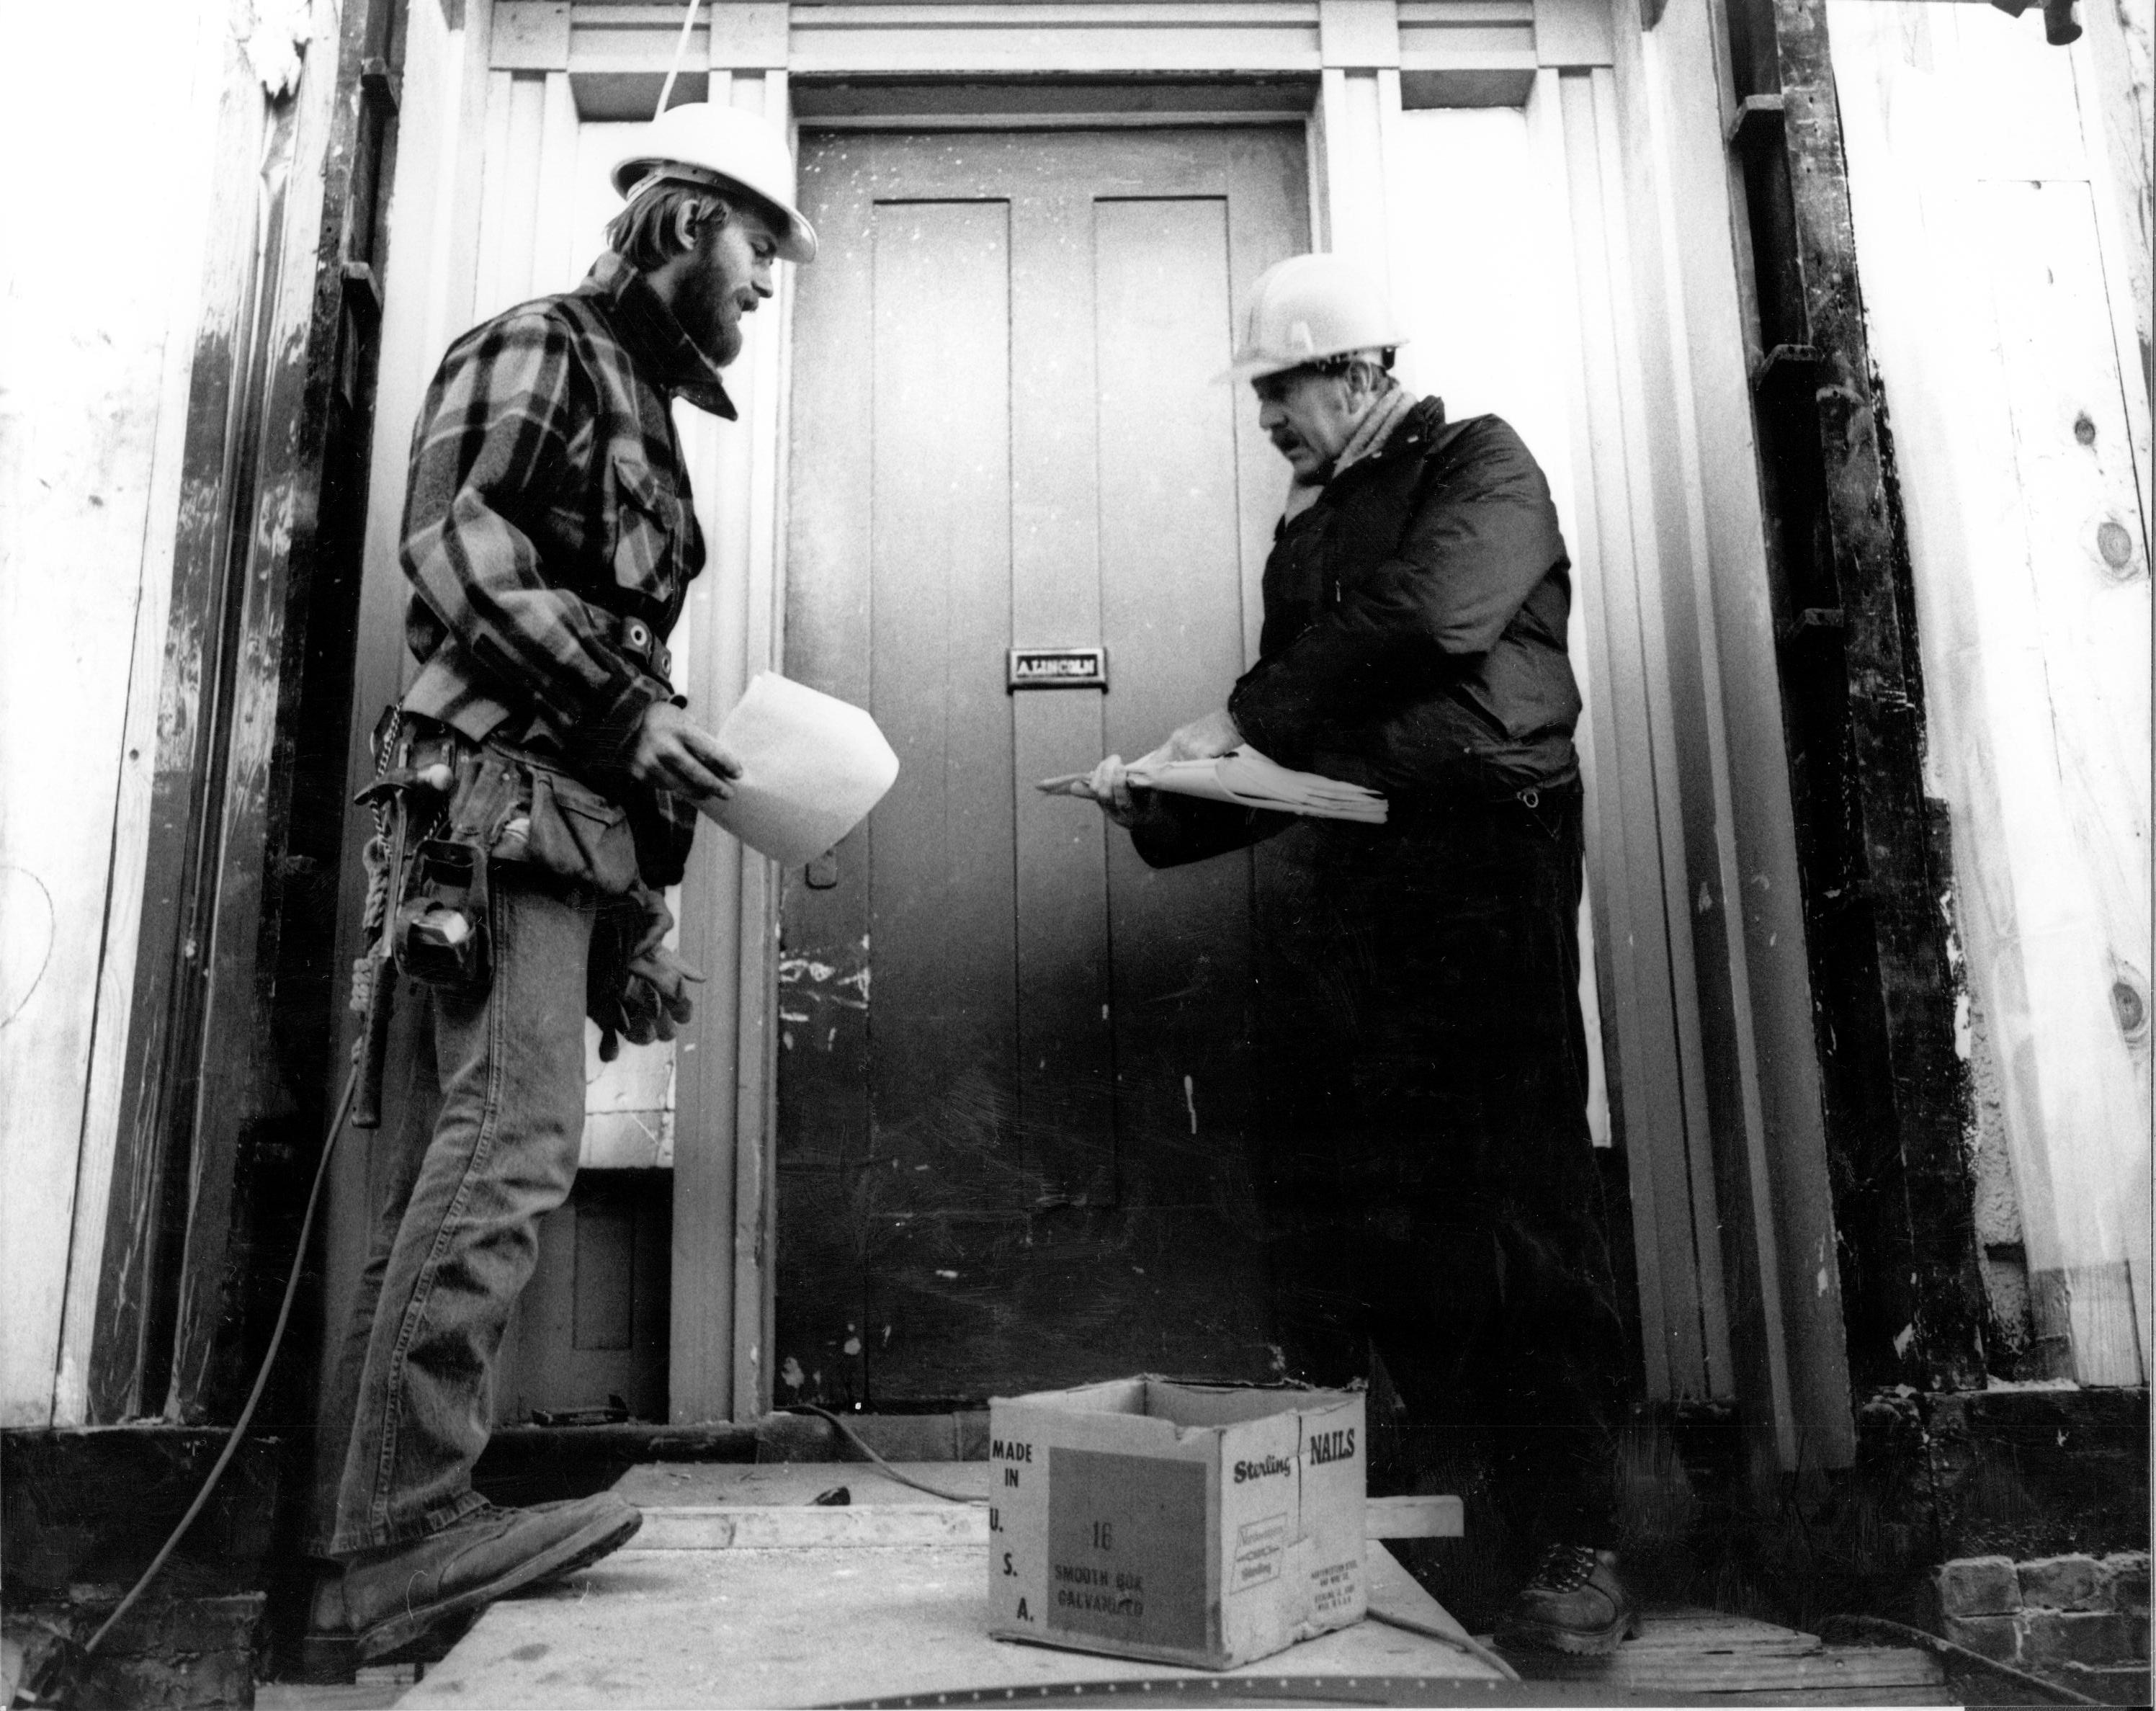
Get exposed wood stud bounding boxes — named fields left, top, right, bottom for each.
left=86, top=0, right=410, bottom=1425
left=1748, top=0, right=1990, bottom=1392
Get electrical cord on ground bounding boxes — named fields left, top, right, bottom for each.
left=19, top=1067, right=359, bottom=1707
left=782, top=1403, right=990, bottom=1504
left=1818, top=1613, right=2103, bottom=1707
left=1363, top=1609, right=1522, bottom=1681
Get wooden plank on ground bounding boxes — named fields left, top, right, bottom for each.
left=1516, top=1607, right=1946, bottom=1697
left=617, top=1464, right=1460, bottom=1548
left=396, top=1544, right=1509, bottom=1708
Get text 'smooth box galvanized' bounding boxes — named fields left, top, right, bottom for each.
left=985, top=1377, right=1366, bottom=1670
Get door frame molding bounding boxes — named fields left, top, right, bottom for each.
left=692, top=82, right=1342, bottom=1427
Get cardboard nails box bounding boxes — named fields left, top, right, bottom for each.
left=985, top=1377, right=1367, bottom=1671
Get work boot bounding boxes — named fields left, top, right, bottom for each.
left=314, top=1493, right=643, bottom=1664
left=1495, top=1544, right=1640, bottom=1657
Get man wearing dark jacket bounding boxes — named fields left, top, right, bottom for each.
left=1090, top=254, right=1635, bottom=1656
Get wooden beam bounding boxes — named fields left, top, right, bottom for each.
left=318, top=0, right=496, bottom=1449
left=127, top=0, right=408, bottom=1424
left=86, top=27, right=290, bottom=1424
left=1627, top=0, right=1853, bottom=1467
left=1533, top=0, right=1611, bottom=66
left=658, top=68, right=799, bottom=1426
left=51, top=0, right=234, bottom=1429
left=1766, top=0, right=1987, bottom=1392
left=557, top=0, right=1547, bottom=97
left=493, top=1, right=570, bottom=68
left=630, top=1491, right=1464, bottom=1550
left=1320, top=0, right=1400, bottom=65
left=158, top=7, right=355, bottom=1418
left=0, top=0, right=228, bottom=1429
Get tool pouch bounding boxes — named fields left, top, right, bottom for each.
left=376, top=730, right=641, bottom=996
left=393, top=837, right=491, bottom=991
left=522, top=763, right=640, bottom=898
left=388, top=744, right=521, bottom=994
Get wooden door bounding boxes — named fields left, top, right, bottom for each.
left=778, top=128, right=1308, bottom=1406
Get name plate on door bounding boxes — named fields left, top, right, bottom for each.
left=1008, top=647, right=1107, bottom=692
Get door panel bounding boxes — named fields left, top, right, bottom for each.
left=780, top=128, right=1308, bottom=1404
left=868, top=197, right=1021, bottom=1218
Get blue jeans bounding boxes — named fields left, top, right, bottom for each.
left=316, top=865, right=596, bottom=1556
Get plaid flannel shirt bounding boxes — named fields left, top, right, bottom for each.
left=398, top=250, right=735, bottom=884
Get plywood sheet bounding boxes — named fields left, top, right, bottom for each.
left=398, top=1543, right=1504, bottom=1708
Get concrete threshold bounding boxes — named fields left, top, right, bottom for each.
left=397, top=1463, right=1500, bottom=1707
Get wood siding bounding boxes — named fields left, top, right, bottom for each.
left=1832, top=1, right=2153, bottom=1387
left=0, top=0, right=227, bottom=1426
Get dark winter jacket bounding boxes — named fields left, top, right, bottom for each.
left=1132, top=396, right=1580, bottom=870
left=1227, top=396, right=1580, bottom=801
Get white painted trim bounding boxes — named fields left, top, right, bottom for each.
left=1305, top=104, right=1330, bottom=249
left=1637, top=18, right=1802, bottom=1459
left=802, top=108, right=1315, bottom=128
left=650, top=67, right=800, bottom=1426
left=1531, top=64, right=1679, bottom=1398
left=318, top=0, right=496, bottom=1419
left=553, top=0, right=1539, bottom=99
left=1585, top=59, right=1738, bottom=1398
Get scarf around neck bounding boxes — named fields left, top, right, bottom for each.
left=1282, top=383, right=1419, bottom=522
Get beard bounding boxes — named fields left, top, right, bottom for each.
left=679, top=260, right=743, bottom=367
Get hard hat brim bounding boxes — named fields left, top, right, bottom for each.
left=1213, top=339, right=1410, bottom=386
left=612, top=159, right=819, bottom=264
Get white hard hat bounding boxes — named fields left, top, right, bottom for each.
left=1220, top=253, right=1407, bottom=382
left=612, top=103, right=818, bottom=264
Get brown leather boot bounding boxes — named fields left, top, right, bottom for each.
left=1495, top=1544, right=1640, bottom=1657
left=315, top=1493, right=643, bottom=1663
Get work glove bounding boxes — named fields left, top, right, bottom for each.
left=589, top=884, right=704, bottom=1060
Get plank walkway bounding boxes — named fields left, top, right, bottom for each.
left=1509, top=1608, right=1950, bottom=1705
left=267, top=1467, right=1949, bottom=1708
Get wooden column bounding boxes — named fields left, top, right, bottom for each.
left=81, top=0, right=411, bottom=1424
left=0, top=0, right=231, bottom=1428
left=667, top=28, right=795, bottom=1424
left=316, top=0, right=496, bottom=1435
left=1755, top=0, right=1989, bottom=1393
left=1624, top=0, right=1853, bottom=1467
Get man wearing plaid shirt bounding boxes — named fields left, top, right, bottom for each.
left=308, top=104, right=817, bottom=1668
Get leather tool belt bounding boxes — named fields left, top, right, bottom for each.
left=355, top=712, right=643, bottom=997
